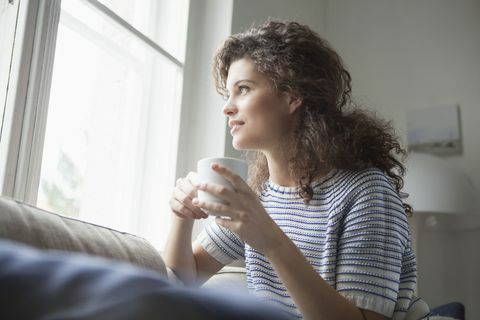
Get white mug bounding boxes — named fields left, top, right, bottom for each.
left=197, top=157, right=248, bottom=205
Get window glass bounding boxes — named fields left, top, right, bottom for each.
left=96, top=0, right=189, bottom=61
left=37, top=0, right=184, bottom=247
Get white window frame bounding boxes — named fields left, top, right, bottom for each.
left=1, top=0, right=47, bottom=202
left=1, top=0, right=185, bottom=206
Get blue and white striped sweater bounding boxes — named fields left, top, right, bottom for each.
left=198, top=168, right=429, bottom=319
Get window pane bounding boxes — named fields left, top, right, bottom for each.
left=37, top=0, right=183, bottom=247
left=93, top=0, right=189, bottom=61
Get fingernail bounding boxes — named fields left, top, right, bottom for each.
left=192, top=198, right=199, bottom=205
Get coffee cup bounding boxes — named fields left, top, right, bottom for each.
left=197, top=157, right=248, bottom=205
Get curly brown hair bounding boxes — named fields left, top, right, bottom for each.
left=213, top=20, right=411, bottom=215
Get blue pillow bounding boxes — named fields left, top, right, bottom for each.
left=0, top=240, right=287, bottom=320
left=430, top=302, right=465, bottom=320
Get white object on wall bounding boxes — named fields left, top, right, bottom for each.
left=404, top=152, right=476, bottom=216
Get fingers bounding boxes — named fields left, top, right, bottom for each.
left=186, top=171, right=200, bottom=185
left=210, top=163, right=246, bottom=190
left=170, top=198, right=203, bottom=219
left=177, top=174, right=197, bottom=195
left=195, top=182, right=234, bottom=203
left=172, top=188, right=207, bottom=219
left=170, top=174, right=208, bottom=219
left=191, top=197, right=233, bottom=218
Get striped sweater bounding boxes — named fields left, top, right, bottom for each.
left=197, top=168, right=430, bottom=319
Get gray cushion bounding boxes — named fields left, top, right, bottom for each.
left=202, top=266, right=247, bottom=291
left=0, top=196, right=166, bottom=275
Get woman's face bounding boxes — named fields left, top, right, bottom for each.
left=223, top=58, right=299, bottom=152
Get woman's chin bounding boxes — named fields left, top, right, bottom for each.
left=232, top=138, right=249, bottom=151
left=232, top=142, right=245, bottom=150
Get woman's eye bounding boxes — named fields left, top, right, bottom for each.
left=239, top=86, right=250, bottom=94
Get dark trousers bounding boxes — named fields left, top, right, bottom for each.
left=0, top=240, right=288, bottom=320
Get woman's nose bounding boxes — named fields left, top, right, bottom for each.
left=222, top=98, right=237, bottom=116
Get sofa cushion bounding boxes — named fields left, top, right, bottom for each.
left=202, top=266, right=247, bottom=291
left=0, top=196, right=166, bottom=275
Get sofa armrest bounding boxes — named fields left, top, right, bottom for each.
left=0, top=196, right=166, bottom=276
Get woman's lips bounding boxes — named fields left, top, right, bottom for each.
left=230, top=123, right=243, bottom=135
left=229, top=120, right=245, bottom=135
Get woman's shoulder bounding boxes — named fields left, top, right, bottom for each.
left=329, top=167, right=404, bottom=212
left=333, top=168, right=409, bottom=230
left=331, top=167, right=395, bottom=193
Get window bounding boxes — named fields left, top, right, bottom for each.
left=0, top=0, right=20, bottom=146
left=2, top=0, right=189, bottom=249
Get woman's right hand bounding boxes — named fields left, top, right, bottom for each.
left=169, top=172, right=209, bottom=220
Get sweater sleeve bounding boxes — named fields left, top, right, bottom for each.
left=194, top=219, right=245, bottom=265
left=334, top=169, right=414, bottom=318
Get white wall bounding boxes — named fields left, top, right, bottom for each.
left=324, top=0, right=480, bottom=187
left=177, top=0, right=233, bottom=177
left=231, top=0, right=326, bottom=32
left=176, top=0, right=233, bottom=237
left=324, top=0, right=480, bottom=318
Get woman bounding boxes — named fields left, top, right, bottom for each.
left=164, top=21, right=429, bottom=320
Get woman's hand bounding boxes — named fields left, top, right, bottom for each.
left=169, top=172, right=209, bottom=220
left=191, top=163, right=284, bottom=254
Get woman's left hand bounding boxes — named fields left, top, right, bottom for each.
left=192, top=163, right=284, bottom=255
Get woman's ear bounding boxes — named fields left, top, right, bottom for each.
left=288, top=95, right=303, bottom=115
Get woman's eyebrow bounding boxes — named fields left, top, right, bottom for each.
left=228, top=79, right=257, bottom=89
left=235, top=79, right=256, bottom=85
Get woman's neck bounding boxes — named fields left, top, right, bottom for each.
left=263, top=148, right=330, bottom=188
left=264, top=151, right=297, bottom=187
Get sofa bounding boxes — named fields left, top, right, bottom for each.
left=0, top=196, right=465, bottom=320
left=0, top=196, right=246, bottom=288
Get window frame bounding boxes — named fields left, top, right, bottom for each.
left=1, top=0, right=185, bottom=206
left=0, top=0, right=56, bottom=203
